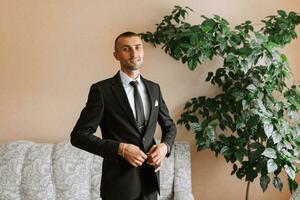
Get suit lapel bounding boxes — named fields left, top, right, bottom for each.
left=111, top=72, right=140, bottom=132
left=140, top=76, right=155, bottom=131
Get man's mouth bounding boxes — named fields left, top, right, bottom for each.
left=130, top=58, right=140, bottom=63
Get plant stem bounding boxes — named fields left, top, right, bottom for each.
left=246, top=138, right=251, bottom=200
left=246, top=181, right=250, bottom=200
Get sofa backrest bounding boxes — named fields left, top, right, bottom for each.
left=290, top=187, right=300, bottom=200
left=0, top=140, right=194, bottom=200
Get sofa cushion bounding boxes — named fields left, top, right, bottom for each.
left=0, top=141, right=33, bottom=200
left=52, top=141, right=94, bottom=200
left=21, top=143, right=55, bottom=199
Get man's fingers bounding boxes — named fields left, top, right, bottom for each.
left=148, top=144, right=166, bottom=159
left=154, top=163, right=162, bottom=172
left=147, top=145, right=157, bottom=155
left=147, top=156, right=162, bottom=166
left=153, top=155, right=166, bottom=165
left=150, top=152, right=159, bottom=160
left=130, top=161, right=138, bottom=167
left=149, top=149, right=162, bottom=162
left=147, top=151, right=162, bottom=164
left=147, top=160, right=156, bottom=166
left=129, top=159, right=142, bottom=167
left=136, top=155, right=145, bottom=163
left=124, top=144, right=155, bottom=167
left=152, top=156, right=162, bottom=165
left=135, top=160, right=143, bottom=166
left=157, top=156, right=165, bottom=165
left=140, top=151, right=147, bottom=160
left=154, top=167, right=161, bottom=172
left=148, top=147, right=160, bottom=159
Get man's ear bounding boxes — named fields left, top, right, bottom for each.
left=113, top=51, right=119, bottom=60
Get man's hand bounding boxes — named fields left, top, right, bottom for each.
left=118, top=143, right=147, bottom=167
left=146, top=143, right=168, bottom=172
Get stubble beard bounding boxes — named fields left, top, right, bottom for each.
left=123, top=59, right=143, bottom=71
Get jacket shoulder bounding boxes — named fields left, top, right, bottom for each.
left=142, top=77, right=160, bottom=88
left=92, top=77, right=114, bottom=88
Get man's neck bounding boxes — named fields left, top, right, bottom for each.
left=120, top=68, right=140, bottom=80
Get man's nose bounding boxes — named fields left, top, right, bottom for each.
left=130, top=49, right=138, bottom=57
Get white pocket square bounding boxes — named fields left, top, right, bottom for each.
left=154, top=100, right=158, bottom=107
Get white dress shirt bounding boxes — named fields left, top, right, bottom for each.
left=119, top=70, right=150, bottom=124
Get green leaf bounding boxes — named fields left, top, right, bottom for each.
left=288, top=110, right=299, bottom=121
left=219, top=39, right=227, bottom=52
left=245, top=167, right=258, bottom=182
left=186, top=114, right=198, bottom=123
left=260, top=175, right=271, bottom=192
left=187, top=58, right=198, bottom=70
left=206, top=126, right=216, bottom=141
left=263, top=122, right=274, bottom=138
left=239, top=47, right=252, bottom=56
left=220, top=146, right=229, bottom=154
left=206, top=72, right=214, bottom=82
left=262, top=148, right=277, bottom=159
left=280, top=54, right=288, bottom=62
left=185, top=123, right=191, bottom=130
left=235, top=151, right=244, bottom=163
left=231, top=164, right=238, bottom=175
left=250, top=142, right=264, bottom=150
left=273, top=176, right=283, bottom=192
left=190, top=122, right=203, bottom=131
left=236, top=167, right=246, bottom=179
left=250, top=147, right=265, bottom=160
left=190, top=33, right=198, bottom=45
left=277, top=10, right=287, bottom=17
left=196, top=139, right=209, bottom=150
left=284, top=165, right=296, bottom=180
left=240, top=59, right=249, bottom=73
left=184, top=102, right=192, bottom=109
left=271, top=132, right=282, bottom=144
left=179, top=42, right=192, bottom=49
left=201, top=19, right=216, bottom=32
left=255, top=32, right=268, bottom=43
left=288, top=178, right=298, bottom=193
left=284, top=141, right=293, bottom=150
left=267, top=159, right=278, bottom=173
left=246, top=84, right=256, bottom=93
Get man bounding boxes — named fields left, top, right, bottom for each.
left=70, top=32, right=176, bottom=200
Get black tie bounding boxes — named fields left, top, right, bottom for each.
left=130, top=81, right=145, bottom=131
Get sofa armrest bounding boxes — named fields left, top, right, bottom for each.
left=173, top=142, right=194, bottom=200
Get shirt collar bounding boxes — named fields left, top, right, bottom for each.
left=119, top=70, right=141, bottom=86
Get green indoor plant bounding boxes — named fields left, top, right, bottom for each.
left=140, top=6, right=300, bottom=200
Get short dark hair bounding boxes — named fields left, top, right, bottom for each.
left=114, top=31, right=140, bottom=50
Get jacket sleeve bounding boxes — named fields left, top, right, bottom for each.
left=157, top=85, right=177, bottom=157
left=70, top=83, right=120, bottom=160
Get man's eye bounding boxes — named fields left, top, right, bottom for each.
left=123, top=47, right=129, bottom=51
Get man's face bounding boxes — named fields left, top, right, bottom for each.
left=114, top=36, right=144, bottom=71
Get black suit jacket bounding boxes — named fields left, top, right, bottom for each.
left=70, top=71, right=176, bottom=200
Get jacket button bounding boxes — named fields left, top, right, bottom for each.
left=143, top=138, right=146, bottom=142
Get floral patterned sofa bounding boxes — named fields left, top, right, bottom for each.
left=291, top=187, right=300, bottom=200
left=0, top=140, right=194, bottom=200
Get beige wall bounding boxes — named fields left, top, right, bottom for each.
left=1, top=1, right=300, bottom=199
